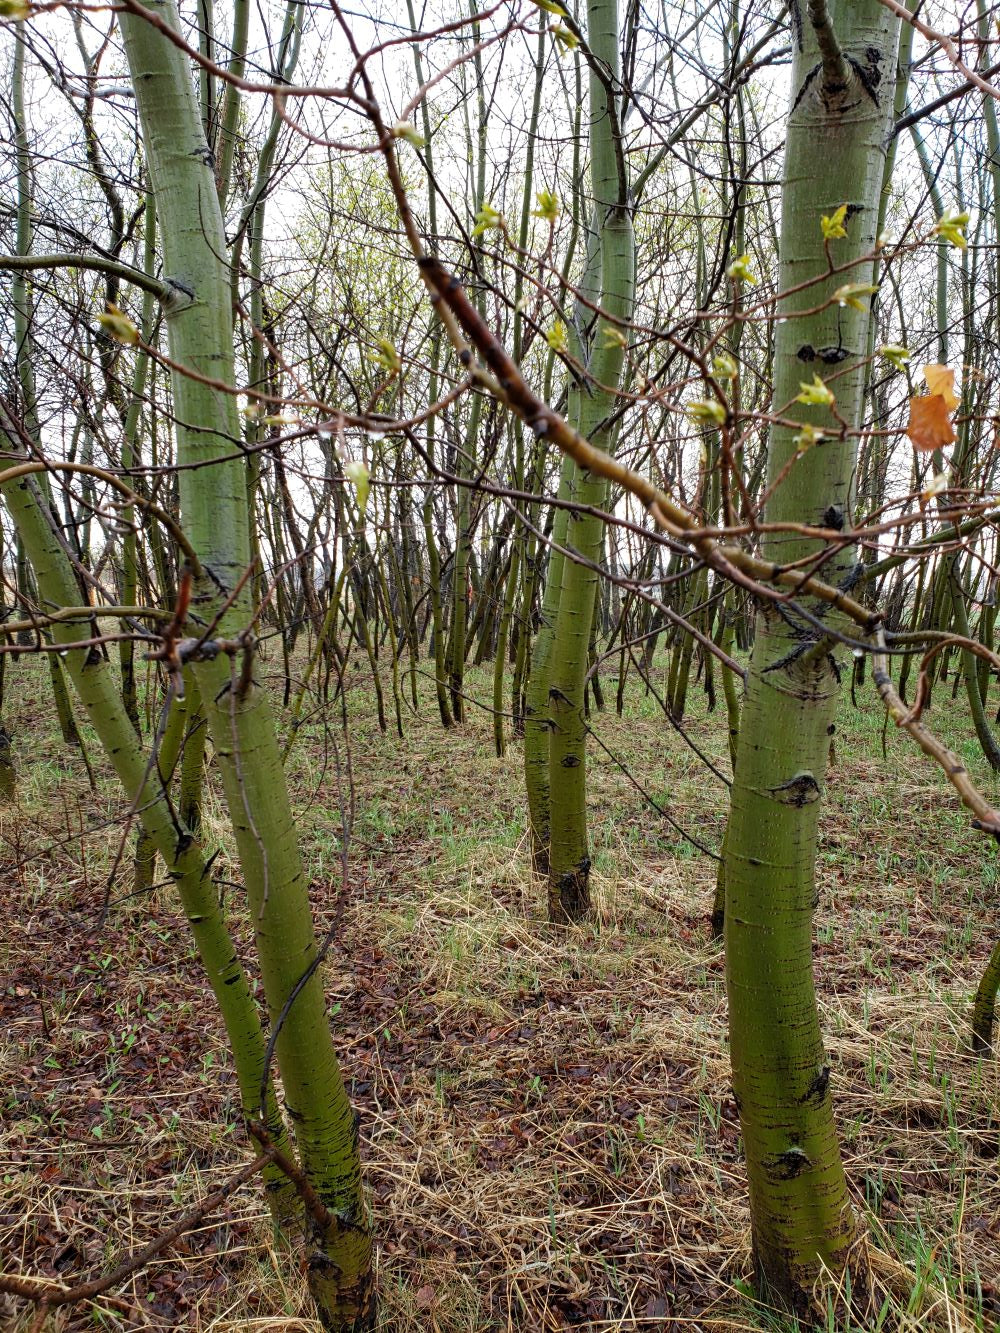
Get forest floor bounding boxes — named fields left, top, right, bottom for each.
left=2, top=646, right=999, bottom=1332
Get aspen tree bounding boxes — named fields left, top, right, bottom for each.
left=113, top=3, right=373, bottom=1324
left=722, top=0, right=899, bottom=1311
left=533, top=0, right=635, bottom=922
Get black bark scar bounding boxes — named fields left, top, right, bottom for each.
left=770, top=772, right=821, bottom=807
left=765, top=1145, right=813, bottom=1180
left=800, top=1065, right=831, bottom=1105
left=790, top=63, right=821, bottom=114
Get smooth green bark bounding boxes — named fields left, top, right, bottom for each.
left=446, top=0, right=489, bottom=724
left=493, top=21, right=546, bottom=756
left=723, top=0, right=899, bottom=1312
left=0, top=438, right=297, bottom=1226
left=545, top=0, right=635, bottom=922
left=524, top=453, right=572, bottom=876
left=950, top=558, right=1000, bottom=770
left=972, top=936, right=1000, bottom=1053
left=117, top=4, right=372, bottom=1325
left=405, top=0, right=453, bottom=730
left=522, top=46, right=585, bottom=871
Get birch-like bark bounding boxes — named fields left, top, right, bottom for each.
left=723, top=0, right=899, bottom=1310
left=545, top=0, right=635, bottom=922
left=522, top=46, right=585, bottom=871
left=117, top=4, right=372, bottom=1324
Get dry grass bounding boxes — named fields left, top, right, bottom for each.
left=1, top=648, right=999, bottom=1331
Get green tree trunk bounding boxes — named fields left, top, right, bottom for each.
left=524, top=456, right=572, bottom=877
left=545, top=0, right=635, bottom=922
left=521, top=46, right=585, bottom=871
left=493, top=541, right=520, bottom=757
left=117, top=4, right=372, bottom=1324
left=722, top=0, right=899, bottom=1312
left=950, top=557, right=1000, bottom=769
left=405, top=0, right=453, bottom=731
left=494, top=21, right=546, bottom=755
left=972, top=936, right=1000, bottom=1054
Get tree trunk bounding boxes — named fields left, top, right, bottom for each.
left=117, top=4, right=373, bottom=1324
left=722, top=0, right=899, bottom=1313
left=545, top=0, right=635, bottom=923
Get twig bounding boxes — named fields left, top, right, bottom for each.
left=0, top=1150, right=276, bottom=1321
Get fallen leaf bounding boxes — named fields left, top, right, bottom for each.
left=907, top=394, right=955, bottom=451
left=415, top=1283, right=437, bottom=1310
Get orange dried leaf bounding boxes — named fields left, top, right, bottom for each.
left=921, top=363, right=959, bottom=411
left=907, top=393, right=955, bottom=452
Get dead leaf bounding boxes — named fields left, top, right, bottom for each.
left=907, top=394, right=955, bottom=452
left=922, top=363, right=959, bottom=410
left=415, top=1283, right=437, bottom=1310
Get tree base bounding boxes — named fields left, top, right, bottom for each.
left=548, top=859, right=590, bottom=924
left=753, top=1225, right=872, bottom=1327
left=309, top=1260, right=376, bottom=1333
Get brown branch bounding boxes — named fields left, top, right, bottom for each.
left=246, top=1121, right=335, bottom=1232
left=416, top=254, right=879, bottom=628
left=0, top=441, right=201, bottom=570
left=893, top=634, right=1000, bottom=727
left=877, top=0, right=1000, bottom=102
left=0, top=1150, right=276, bottom=1320
left=412, top=256, right=1000, bottom=848
left=872, top=628, right=1000, bottom=838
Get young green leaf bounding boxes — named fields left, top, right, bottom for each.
left=795, top=375, right=835, bottom=407
left=794, top=423, right=825, bottom=453
left=712, top=352, right=738, bottom=381
left=546, top=319, right=569, bottom=354
left=532, top=189, right=559, bottom=221
left=821, top=203, right=849, bottom=240
left=832, top=282, right=878, bottom=311
left=551, top=23, right=578, bottom=52
left=372, top=338, right=401, bottom=373
left=97, top=303, right=139, bottom=346
left=472, top=203, right=503, bottom=237
left=687, top=398, right=727, bottom=427
left=932, top=209, right=970, bottom=250
left=391, top=121, right=426, bottom=149
left=344, top=459, right=370, bottom=511
left=726, top=253, right=756, bottom=285
left=878, top=344, right=910, bottom=372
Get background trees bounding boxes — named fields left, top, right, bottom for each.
left=3, top=0, right=1000, bottom=1328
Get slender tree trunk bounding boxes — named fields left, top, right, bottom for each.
left=524, top=456, right=571, bottom=878
left=545, top=0, right=635, bottom=922
left=117, top=5, right=372, bottom=1324
left=722, top=1, right=899, bottom=1312
left=951, top=557, right=1000, bottom=769
left=521, top=47, right=585, bottom=868
left=0, top=432, right=299, bottom=1228
left=972, top=937, right=1000, bottom=1054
